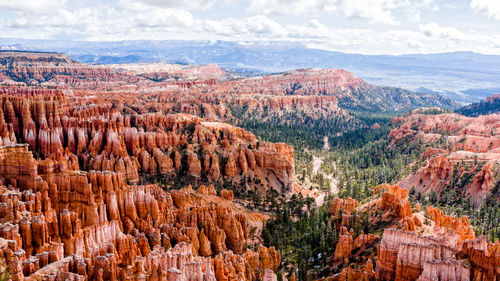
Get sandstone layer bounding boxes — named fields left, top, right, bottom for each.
left=391, top=111, right=500, bottom=205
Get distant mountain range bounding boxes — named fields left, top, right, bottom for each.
left=1, top=38, right=499, bottom=104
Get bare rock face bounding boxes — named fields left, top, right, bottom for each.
left=372, top=183, right=497, bottom=281
left=220, top=189, right=234, bottom=201
left=391, top=111, right=500, bottom=205
left=416, top=259, right=470, bottom=281
left=459, top=237, right=500, bottom=281
left=187, top=151, right=202, bottom=178
left=332, top=226, right=377, bottom=263
left=0, top=52, right=136, bottom=89
left=378, top=184, right=413, bottom=219
left=328, top=197, right=360, bottom=229
left=0, top=87, right=283, bottom=280
left=328, top=197, right=359, bottom=217
left=117, top=63, right=227, bottom=84
left=426, top=206, right=475, bottom=243
left=324, top=260, right=376, bottom=281
left=230, top=95, right=357, bottom=126
left=0, top=87, right=296, bottom=194
left=0, top=169, right=278, bottom=281
left=376, top=228, right=459, bottom=281
left=333, top=227, right=354, bottom=262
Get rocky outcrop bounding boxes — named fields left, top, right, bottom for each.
left=416, top=259, right=470, bottom=281
left=1, top=52, right=455, bottom=134
left=0, top=52, right=136, bottom=89
left=0, top=168, right=278, bottom=280
left=391, top=111, right=500, bottom=205
left=0, top=89, right=296, bottom=194
left=333, top=227, right=377, bottom=263
left=113, top=63, right=227, bottom=84
left=321, top=260, right=376, bottom=281
left=376, top=228, right=459, bottom=281
left=0, top=86, right=287, bottom=280
left=224, top=69, right=454, bottom=111
left=220, top=189, right=234, bottom=201
left=373, top=189, right=496, bottom=281
left=328, top=197, right=359, bottom=228
left=328, top=197, right=359, bottom=217
left=459, top=237, right=500, bottom=281
left=426, top=206, right=474, bottom=243
left=333, top=227, right=354, bottom=262
left=379, top=184, right=413, bottom=219
left=230, top=95, right=358, bottom=127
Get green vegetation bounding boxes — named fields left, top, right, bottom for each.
left=456, top=97, right=500, bottom=117
left=0, top=262, right=9, bottom=281
left=263, top=196, right=373, bottom=281
left=231, top=106, right=499, bottom=280
left=300, top=117, right=425, bottom=202
left=409, top=172, right=500, bottom=242
left=259, top=113, right=428, bottom=280
left=236, top=114, right=361, bottom=149
left=412, top=107, right=452, bottom=115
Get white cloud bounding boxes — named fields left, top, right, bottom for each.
left=0, top=0, right=499, bottom=55
left=419, top=23, right=466, bottom=41
left=119, top=0, right=219, bottom=10
left=133, top=9, right=196, bottom=28
left=203, top=17, right=333, bottom=40
left=249, top=0, right=436, bottom=25
left=249, top=0, right=398, bottom=24
left=249, top=0, right=338, bottom=15
left=341, top=0, right=397, bottom=24
left=0, top=0, right=66, bottom=13
left=204, top=16, right=288, bottom=37
left=471, top=0, right=500, bottom=19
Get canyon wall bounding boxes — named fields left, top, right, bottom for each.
left=0, top=142, right=281, bottom=280
left=0, top=85, right=294, bottom=280
left=391, top=111, right=500, bottom=205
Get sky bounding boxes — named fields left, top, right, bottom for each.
left=0, top=0, right=500, bottom=55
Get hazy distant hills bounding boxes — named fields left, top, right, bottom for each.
left=1, top=38, right=499, bottom=104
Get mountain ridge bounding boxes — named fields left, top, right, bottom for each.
left=2, top=38, right=500, bottom=102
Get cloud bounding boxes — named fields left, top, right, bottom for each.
left=470, top=0, right=500, bottom=19
left=249, top=0, right=436, bottom=25
left=249, top=0, right=398, bottom=24
left=204, top=16, right=288, bottom=37
left=249, top=0, right=338, bottom=15
left=120, top=0, right=219, bottom=10
left=0, top=0, right=499, bottom=55
left=341, top=0, right=397, bottom=24
left=0, top=0, right=66, bottom=13
left=419, top=23, right=466, bottom=41
left=133, top=9, right=196, bottom=28
left=1, top=2, right=199, bottom=38
left=202, top=16, right=334, bottom=40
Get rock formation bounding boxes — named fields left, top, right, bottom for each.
left=328, top=197, right=359, bottom=228
left=376, top=228, right=459, bottom=281
left=378, top=185, right=413, bottom=219
left=0, top=51, right=137, bottom=89
left=333, top=227, right=377, bottom=263
left=426, top=206, right=474, bottom=243
left=459, top=237, right=500, bottom=281
left=376, top=209, right=498, bottom=281
left=0, top=160, right=279, bottom=280
left=0, top=87, right=296, bottom=194
left=391, top=111, right=500, bottom=205
left=0, top=86, right=288, bottom=280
